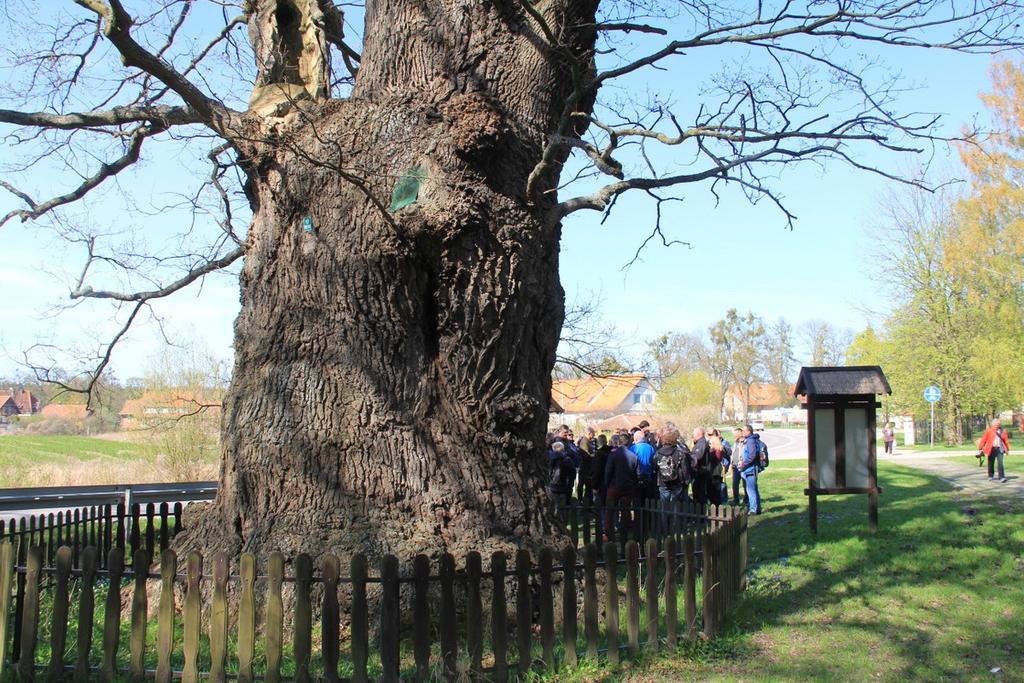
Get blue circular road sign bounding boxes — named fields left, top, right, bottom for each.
left=923, top=385, right=941, bottom=403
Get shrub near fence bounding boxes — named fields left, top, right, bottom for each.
left=0, top=503, right=747, bottom=682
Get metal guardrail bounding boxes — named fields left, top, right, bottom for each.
left=0, top=481, right=218, bottom=512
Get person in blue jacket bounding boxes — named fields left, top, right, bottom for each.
left=740, top=425, right=763, bottom=514
left=630, top=429, right=656, bottom=501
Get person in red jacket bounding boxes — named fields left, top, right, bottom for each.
left=978, top=418, right=1011, bottom=483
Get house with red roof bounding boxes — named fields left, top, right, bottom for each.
left=550, top=374, right=658, bottom=427
left=39, top=403, right=91, bottom=421
left=118, top=390, right=221, bottom=429
left=0, top=388, right=39, bottom=417
left=722, top=383, right=797, bottom=420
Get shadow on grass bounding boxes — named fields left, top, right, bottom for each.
left=714, top=463, right=1024, bottom=681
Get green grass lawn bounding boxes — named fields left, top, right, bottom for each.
left=0, top=434, right=154, bottom=465
left=948, top=452, right=1024, bottom=473
left=899, top=442, right=977, bottom=452
left=615, top=462, right=1024, bottom=682
left=949, top=453, right=989, bottom=469
left=0, top=435, right=157, bottom=487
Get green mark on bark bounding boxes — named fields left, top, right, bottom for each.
left=388, top=166, right=427, bottom=212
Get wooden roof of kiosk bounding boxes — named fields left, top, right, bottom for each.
left=795, top=366, right=891, bottom=397
left=797, top=366, right=891, bottom=533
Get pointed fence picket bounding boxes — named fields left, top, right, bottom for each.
left=0, top=502, right=747, bottom=681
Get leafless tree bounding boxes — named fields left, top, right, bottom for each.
left=760, top=317, right=798, bottom=404
left=802, top=318, right=854, bottom=366
left=554, top=290, right=634, bottom=378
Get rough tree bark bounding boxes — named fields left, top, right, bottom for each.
left=175, top=0, right=599, bottom=564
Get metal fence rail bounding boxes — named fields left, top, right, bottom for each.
left=0, top=481, right=218, bottom=512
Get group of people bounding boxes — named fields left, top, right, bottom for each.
left=545, top=421, right=767, bottom=521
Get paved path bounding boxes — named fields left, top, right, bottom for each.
left=880, top=450, right=1024, bottom=499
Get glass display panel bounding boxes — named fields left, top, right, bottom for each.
left=844, top=407, right=869, bottom=488
left=814, top=408, right=836, bottom=488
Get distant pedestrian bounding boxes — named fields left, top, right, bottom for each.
left=547, top=442, right=576, bottom=505
left=708, top=429, right=729, bottom=505
left=978, top=418, right=1011, bottom=483
left=690, top=427, right=715, bottom=505
left=882, top=422, right=895, bottom=454
left=730, top=427, right=747, bottom=506
left=638, top=419, right=657, bottom=447
left=576, top=428, right=595, bottom=502
left=590, top=434, right=611, bottom=527
left=591, top=435, right=610, bottom=502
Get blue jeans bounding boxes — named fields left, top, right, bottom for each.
left=741, top=468, right=760, bottom=513
left=988, top=449, right=1006, bottom=479
left=659, top=483, right=686, bottom=502
left=731, top=467, right=746, bottom=505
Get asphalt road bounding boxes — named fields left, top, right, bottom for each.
left=756, top=428, right=808, bottom=461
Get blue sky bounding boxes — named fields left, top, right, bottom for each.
left=0, top=8, right=1010, bottom=380
left=563, top=40, right=1000, bottom=366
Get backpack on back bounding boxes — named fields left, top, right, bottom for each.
left=757, top=440, right=770, bottom=471
left=657, top=445, right=690, bottom=484
left=657, top=452, right=677, bottom=482
left=548, top=457, right=564, bottom=490
left=549, top=453, right=574, bottom=491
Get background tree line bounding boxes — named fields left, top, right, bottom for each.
left=647, top=312, right=851, bottom=423
left=847, top=60, right=1024, bottom=444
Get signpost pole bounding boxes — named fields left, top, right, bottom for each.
left=930, top=402, right=934, bottom=449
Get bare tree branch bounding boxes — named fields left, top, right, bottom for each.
left=1, top=121, right=167, bottom=226
left=0, top=104, right=203, bottom=129
left=593, top=22, right=668, bottom=35
left=555, top=144, right=788, bottom=217
left=622, top=191, right=690, bottom=269
left=72, top=0, right=237, bottom=131
left=317, top=0, right=361, bottom=78
left=23, top=300, right=146, bottom=410
left=69, top=246, right=244, bottom=302
left=542, top=2, right=1024, bottom=225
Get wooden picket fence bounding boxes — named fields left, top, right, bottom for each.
left=557, top=499, right=742, bottom=550
left=0, top=505, right=747, bottom=682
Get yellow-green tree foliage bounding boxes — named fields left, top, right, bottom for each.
left=953, top=59, right=1024, bottom=412
left=655, top=369, right=719, bottom=414
left=850, top=61, right=1024, bottom=442
left=654, top=369, right=720, bottom=430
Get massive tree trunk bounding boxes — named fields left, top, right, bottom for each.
left=176, top=0, right=599, bottom=564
